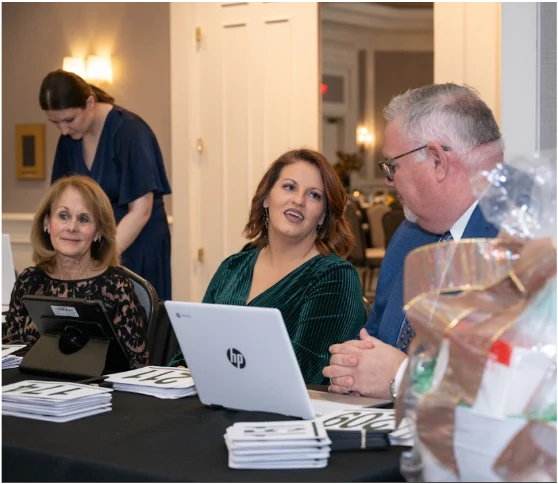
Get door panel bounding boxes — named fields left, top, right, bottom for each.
left=171, top=2, right=319, bottom=301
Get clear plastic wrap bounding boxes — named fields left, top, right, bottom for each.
left=399, top=151, right=557, bottom=482
left=470, top=149, right=557, bottom=242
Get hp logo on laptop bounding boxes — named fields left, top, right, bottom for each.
left=227, top=348, right=246, bottom=369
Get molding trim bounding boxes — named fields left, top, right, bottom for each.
left=2, top=213, right=33, bottom=245
left=321, top=3, right=433, bottom=31
left=2, top=213, right=34, bottom=222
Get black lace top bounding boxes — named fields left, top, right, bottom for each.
left=3, top=266, right=149, bottom=366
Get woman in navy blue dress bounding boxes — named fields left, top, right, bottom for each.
left=39, top=70, right=172, bottom=300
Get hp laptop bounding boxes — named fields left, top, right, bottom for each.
left=164, top=301, right=315, bottom=419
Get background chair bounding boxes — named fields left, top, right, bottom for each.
left=345, top=201, right=385, bottom=297
left=382, top=208, right=406, bottom=247
left=345, top=200, right=368, bottom=276
left=351, top=199, right=372, bottom=247
left=118, top=266, right=160, bottom=363
left=367, top=203, right=390, bottom=250
left=149, top=302, right=181, bottom=366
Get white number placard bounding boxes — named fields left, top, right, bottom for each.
left=2, top=380, right=111, bottom=400
left=319, top=408, right=397, bottom=431
left=106, top=366, right=194, bottom=388
left=2, top=344, right=26, bottom=357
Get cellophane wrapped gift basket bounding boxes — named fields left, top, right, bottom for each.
left=397, top=151, right=557, bottom=482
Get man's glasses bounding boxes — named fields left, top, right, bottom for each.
left=378, top=145, right=451, bottom=181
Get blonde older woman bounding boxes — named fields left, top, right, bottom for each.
left=3, top=175, right=149, bottom=366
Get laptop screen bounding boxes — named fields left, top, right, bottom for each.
left=165, top=301, right=315, bottom=419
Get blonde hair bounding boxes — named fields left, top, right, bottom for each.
left=31, top=175, right=119, bottom=271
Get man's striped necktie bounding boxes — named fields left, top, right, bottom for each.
left=395, top=231, right=453, bottom=352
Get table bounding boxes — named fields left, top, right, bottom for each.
left=2, top=369, right=405, bottom=482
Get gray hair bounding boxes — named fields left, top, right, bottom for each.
left=383, top=83, right=504, bottom=165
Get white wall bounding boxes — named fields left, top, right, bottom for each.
left=2, top=2, right=171, bottom=276
left=501, top=3, right=537, bottom=160
left=434, top=2, right=502, bottom=125
left=1, top=2, right=172, bottom=214
left=435, top=2, right=557, bottom=160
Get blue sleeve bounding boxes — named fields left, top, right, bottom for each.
left=50, top=136, right=67, bottom=183
left=363, top=280, right=386, bottom=339
left=361, top=220, right=411, bottom=340
left=113, top=119, right=171, bottom=206
left=362, top=220, right=440, bottom=345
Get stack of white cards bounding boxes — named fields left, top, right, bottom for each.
left=2, top=380, right=112, bottom=423
left=105, top=366, right=196, bottom=399
left=224, top=420, right=332, bottom=469
left=2, top=344, right=26, bottom=370
left=318, top=408, right=413, bottom=449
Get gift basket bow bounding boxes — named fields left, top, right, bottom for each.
left=397, top=152, right=557, bottom=482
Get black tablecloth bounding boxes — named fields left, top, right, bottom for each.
left=2, top=370, right=404, bottom=482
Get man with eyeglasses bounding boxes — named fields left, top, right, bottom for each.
left=323, top=83, right=502, bottom=400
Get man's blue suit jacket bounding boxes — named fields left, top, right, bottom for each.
left=363, top=205, right=499, bottom=347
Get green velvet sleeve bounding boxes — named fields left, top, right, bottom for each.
left=293, top=263, right=366, bottom=384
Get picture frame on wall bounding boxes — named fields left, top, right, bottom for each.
left=15, top=124, right=45, bottom=180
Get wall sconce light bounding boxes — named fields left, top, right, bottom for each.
left=62, top=57, right=86, bottom=78
left=86, top=55, right=113, bottom=84
left=62, top=55, right=113, bottom=84
left=356, top=126, right=374, bottom=151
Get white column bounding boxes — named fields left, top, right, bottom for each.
left=435, top=2, right=556, bottom=160
left=502, top=0, right=550, bottom=159
left=169, top=2, right=197, bottom=301
left=434, top=2, right=502, bottom=125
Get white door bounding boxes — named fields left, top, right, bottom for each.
left=171, top=3, right=320, bottom=302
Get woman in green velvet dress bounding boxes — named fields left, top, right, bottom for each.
left=170, top=148, right=366, bottom=384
